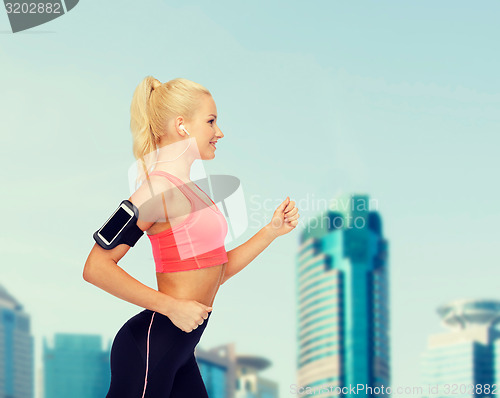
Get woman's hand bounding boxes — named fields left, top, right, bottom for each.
left=162, top=297, right=212, bottom=333
left=267, top=196, right=300, bottom=238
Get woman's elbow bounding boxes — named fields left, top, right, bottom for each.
left=83, top=259, right=94, bottom=283
left=82, top=244, right=112, bottom=283
left=83, top=254, right=102, bottom=283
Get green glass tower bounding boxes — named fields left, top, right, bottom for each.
left=295, top=193, right=390, bottom=396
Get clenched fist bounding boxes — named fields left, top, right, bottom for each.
left=267, top=196, right=300, bottom=238
left=165, top=298, right=212, bottom=333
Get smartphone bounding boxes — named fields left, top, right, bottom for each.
left=96, top=202, right=136, bottom=246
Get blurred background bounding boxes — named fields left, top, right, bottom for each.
left=1, top=1, right=499, bottom=397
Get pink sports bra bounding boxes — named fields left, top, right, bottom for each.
left=146, top=171, right=228, bottom=273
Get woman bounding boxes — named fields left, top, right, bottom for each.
left=83, top=76, right=300, bottom=398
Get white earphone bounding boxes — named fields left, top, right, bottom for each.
left=153, top=124, right=191, bottom=164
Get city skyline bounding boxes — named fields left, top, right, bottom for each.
left=0, top=283, right=278, bottom=397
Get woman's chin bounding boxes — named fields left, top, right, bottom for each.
left=201, top=151, right=216, bottom=160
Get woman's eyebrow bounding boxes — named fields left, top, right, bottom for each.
left=208, top=114, right=217, bottom=119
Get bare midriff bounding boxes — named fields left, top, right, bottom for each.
left=156, top=263, right=227, bottom=308
left=148, top=219, right=227, bottom=309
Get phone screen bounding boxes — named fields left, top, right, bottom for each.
left=99, top=207, right=133, bottom=243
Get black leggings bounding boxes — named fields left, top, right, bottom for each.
left=106, top=308, right=211, bottom=398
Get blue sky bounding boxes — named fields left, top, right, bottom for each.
left=1, top=1, right=499, bottom=396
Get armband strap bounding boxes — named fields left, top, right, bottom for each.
left=121, top=223, right=144, bottom=247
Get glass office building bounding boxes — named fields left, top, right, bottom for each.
left=43, top=333, right=110, bottom=398
left=296, top=194, right=390, bottom=397
left=198, top=358, right=230, bottom=398
left=196, top=342, right=279, bottom=398
left=421, top=299, right=500, bottom=397
left=234, top=355, right=279, bottom=398
left=196, top=343, right=236, bottom=398
left=0, top=284, right=34, bottom=398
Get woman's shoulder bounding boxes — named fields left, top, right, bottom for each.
left=129, top=174, right=177, bottom=226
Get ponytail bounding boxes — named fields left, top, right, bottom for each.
left=130, top=76, right=161, bottom=188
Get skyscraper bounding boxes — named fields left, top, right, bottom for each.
left=295, top=193, right=390, bottom=396
left=0, top=283, right=34, bottom=398
left=43, top=333, right=110, bottom=398
left=421, top=299, right=500, bottom=397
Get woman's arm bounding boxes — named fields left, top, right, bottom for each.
left=221, top=224, right=276, bottom=285
left=221, top=197, right=299, bottom=285
left=83, top=178, right=179, bottom=316
left=83, top=244, right=177, bottom=315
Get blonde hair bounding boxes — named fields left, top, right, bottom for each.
left=130, top=76, right=211, bottom=187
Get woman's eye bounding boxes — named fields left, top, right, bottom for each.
left=209, top=120, right=215, bottom=124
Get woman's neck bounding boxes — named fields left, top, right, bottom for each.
left=151, top=140, right=197, bottom=181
